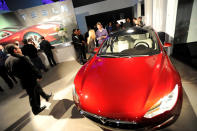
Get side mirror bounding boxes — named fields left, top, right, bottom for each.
left=163, top=42, right=172, bottom=47
left=93, top=47, right=99, bottom=53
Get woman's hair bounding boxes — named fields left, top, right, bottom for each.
left=87, top=29, right=96, bottom=44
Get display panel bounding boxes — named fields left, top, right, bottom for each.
left=0, top=0, right=77, bottom=47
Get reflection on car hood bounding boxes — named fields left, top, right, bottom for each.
left=76, top=53, right=177, bottom=121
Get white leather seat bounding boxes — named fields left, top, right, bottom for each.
left=117, top=40, right=129, bottom=52
left=106, top=40, right=130, bottom=53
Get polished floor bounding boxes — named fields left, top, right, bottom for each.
left=0, top=58, right=197, bottom=131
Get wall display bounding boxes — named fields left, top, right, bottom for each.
left=0, top=0, right=77, bottom=47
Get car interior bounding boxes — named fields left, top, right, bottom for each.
left=106, top=33, right=156, bottom=54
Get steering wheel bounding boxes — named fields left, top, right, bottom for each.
left=134, top=41, right=149, bottom=49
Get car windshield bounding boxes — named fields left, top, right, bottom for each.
left=98, top=28, right=160, bottom=57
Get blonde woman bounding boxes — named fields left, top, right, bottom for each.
left=87, top=29, right=97, bottom=58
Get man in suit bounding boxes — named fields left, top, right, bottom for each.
left=77, top=29, right=87, bottom=60
left=21, top=39, right=48, bottom=72
left=5, top=44, right=51, bottom=115
left=39, top=36, right=56, bottom=67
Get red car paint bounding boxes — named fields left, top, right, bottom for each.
left=74, top=27, right=182, bottom=130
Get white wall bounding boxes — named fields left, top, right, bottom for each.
left=137, top=2, right=141, bottom=17
left=152, top=0, right=167, bottom=32
left=165, top=0, right=178, bottom=41
left=74, top=0, right=138, bottom=34
left=144, top=0, right=178, bottom=36
left=144, top=0, right=178, bottom=40
left=145, top=0, right=168, bottom=32
left=144, top=0, right=153, bottom=26
left=165, top=0, right=178, bottom=55
left=144, top=0, right=178, bottom=55
left=187, top=0, right=197, bottom=43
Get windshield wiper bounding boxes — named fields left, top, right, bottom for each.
left=98, top=54, right=120, bottom=58
left=98, top=54, right=132, bottom=58
left=119, top=55, right=133, bottom=58
left=117, top=53, right=133, bottom=58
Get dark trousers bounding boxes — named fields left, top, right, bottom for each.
left=31, top=57, right=47, bottom=71
left=74, top=47, right=83, bottom=63
left=45, top=52, right=56, bottom=67
left=75, top=46, right=86, bottom=63
left=81, top=45, right=87, bottom=60
left=0, top=66, right=14, bottom=88
left=24, top=81, right=48, bottom=113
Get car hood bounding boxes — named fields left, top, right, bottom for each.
left=75, top=53, right=178, bottom=121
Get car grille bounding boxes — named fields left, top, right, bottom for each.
left=80, top=110, right=148, bottom=130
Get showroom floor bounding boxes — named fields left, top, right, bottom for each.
left=0, top=59, right=197, bottom=131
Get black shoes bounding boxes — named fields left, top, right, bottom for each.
left=45, top=93, right=52, bottom=102
left=83, top=59, right=88, bottom=64
left=50, top=63, right=57, bottom=67
left=79, top=61, right=84, bottom=65
left=33, top=105, right=46, bottom=115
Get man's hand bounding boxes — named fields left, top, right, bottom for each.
left=102, top=36, right=107, bottom=39
left=82, top=41, right=87, bottom=45
left=98, top=37, right=102, bottom=40
left=37, top=78, right=42, bottom=82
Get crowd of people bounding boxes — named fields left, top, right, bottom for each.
left=0, top=16, right=144, bottom=115
left=0, top=36, right=55, bottom=115
left=104, top=17, right=144, bottom=33
left=72, top=16, right=144, bottom=64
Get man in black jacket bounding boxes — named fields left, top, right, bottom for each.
left=21, top=39, right=48, bottom=72
left=5, top=44, right=51, bottom=115
left=77, top=29, right=87, bottom=60
left=39, top=36, right=56, bottom=67
left=72, top=29, right=86, bottom=65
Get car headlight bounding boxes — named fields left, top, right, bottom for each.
left=72, top=86, right=79, bottom=104
left=144, top=84, right=179, bottom=118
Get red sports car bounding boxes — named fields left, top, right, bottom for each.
left=0, top=22, right=60, bottom=47
left=73, top=27, right=183, bottom=130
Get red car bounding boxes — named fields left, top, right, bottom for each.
left=73, top=27, right=183, bottom=130
left=0, top=22, right=60, bottom=47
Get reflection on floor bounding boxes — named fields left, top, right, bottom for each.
left=0, top=59, right=197, bottom=131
